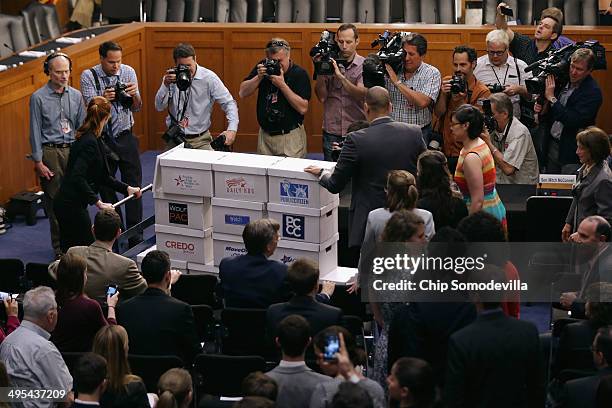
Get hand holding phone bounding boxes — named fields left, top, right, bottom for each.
left=323, top=335, right=340, bottom=361
left=106, top=284, right=118, bottom=297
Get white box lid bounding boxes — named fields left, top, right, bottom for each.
left=211, top=197, right=266, bottom=211
left=213, top=232, right=244, bottom=243
left=268, top=157, right=336, bottom=180
left=320, top=267, right=358, bottom=284
left=160, top=148, right=228, bottom=170
left=267, top=196, right=339, bottom=216
left=187, top=261, right=219, bottom=274
left=277, top=232, right=339, bottom=251
left=153, top=191, right=205, bottom=204
left=155, top=224, right=213, bottom=238
left=137, top=245, right=188, bottom=269
left=212, top=153, right=282, bottom=175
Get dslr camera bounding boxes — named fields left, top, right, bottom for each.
left=263, top=58, right=281, bottom=76
left=449, top=74, right=467, bottom=94
left=310, top=30, right=344, bottom=77
left=487, top=83, right=505, bottom=94
left=480, top=99, right=498, bottom=133
left=363, top=31, right=406, bottom=88
left=106, top=82, right=133, bottom=109
left=162, top=123, right=186, bottom=146
left=168, top=64, right=192, bottom=92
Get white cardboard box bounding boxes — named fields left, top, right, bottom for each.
left=267, top=196, right=339, bottom=244
left=212, top=197, right=266, bottom=235
left=136, top=245, right=188, bottom=274
left=212, top=153, right=282, bottom=202
left=269, top=233, right=339, bottom=275
left=213, top=233, right=247, bottom=266
left=155, top=148, right=228, bottom=197
left=187, top=261, right=219, bottom=275
left=268, top=157, right=337, bottom=208
left=155, top=224, right=213, bottom=264
left=154, top=192, right=212, bottom=230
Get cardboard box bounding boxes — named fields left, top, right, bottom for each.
left=267, top=196, right=339, bottom=243
left=187, top=261, right=219, bottom=275
left=268, top=157, right=337, bottom=208
left=136, top=245, right=188, bottom=274
left=155, top=148, right=227, bottom=197
left=212, top=153, right=282, bottom=202
left=212, top=197, right=266, bottom=235
left=154, top=192, right=212, bottom=230
left=155, top=224, right=213, bottom=264
left=269, top=233, right=339, bottom=275
left=213, top=233, right=247, bottom=266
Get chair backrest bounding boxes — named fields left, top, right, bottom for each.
left=147, top=0, right=168, bottom=21
left=0, top=258, right=24, bottom=293
left=166, top=0, right=186, bottom=21
left=101, top=0, right=141, bottom=21
left=20, top=1, right=60, bottom=45
left=194, top=354, right=265, bottom=397
left=526, top=196, right=573, bottom=242
left=329, top=287, right=367, bottom=320
left=25, top=262, right=56, bottom=290
left=0, top=14, right=30, bottom=58
left=221, top=308, right=273, bottom=357
left=128, top=354, right=184, bottom=393
left=191, top=304, right=215, bottom=342
left=61, top=351, right=87, bottom=376
left=184, top=0, right=201, bottom=21
left=171, top=274, right=218, bottom=306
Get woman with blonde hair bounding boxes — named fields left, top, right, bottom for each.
left=54, top=96, right=141, bottom=252
left=156, top=368, right=193, bottom=408
left=92, top=325, right=149, bottom=408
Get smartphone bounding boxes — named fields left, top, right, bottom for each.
left=323, top=335, right=340, bottom=361
left=106, top=284, right=118, bottom=297
left=500, top=6, right=514, bottom=16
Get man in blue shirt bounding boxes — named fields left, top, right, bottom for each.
left=29, top=52, right=85, bottom=258
left=81, top=41, right=144, bottom=247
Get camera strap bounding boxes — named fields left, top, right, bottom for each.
left=167, top=86, right=191, bottom=128
left=89, top=68, right=115, bottom=140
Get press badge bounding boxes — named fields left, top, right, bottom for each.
left=60, top=119, right=71, bottom=134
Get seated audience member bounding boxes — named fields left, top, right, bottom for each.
left=49, top=209, right=147, bottom=301
left=558, top=216, right=612, bottom=318
left=457, top=211, right=520, bottom=318
left=310, top=326, right=384, bottom=408
left=72, top=353, right=108, bottom=408
left=233, top=397, right=275, bottom=408
left=157, top=368, right=193, bottom=408
left=51, top=252, right=118, bottom=352
left=266, top=315, right=333, bottom=408
left=219, top=219, right=334, bottom=308
left=562, top=326, right=612, bottom=408
left=267, top=259, right=343, bottom=338
left=561, top=128, right=612, bottom=241
left=330, top=382, right=374, bottom=408
left=480, top=93, right=539, bottom=184
left=416, top=150, right=468, bottom=230
left=92, top=325, right=149, bottom=408
left=444, top=265, right=543, bottom=408
left=117, top=250, right=201, bottom=365
left=553, top=283, right=612, bottom=377
left=387, top=227, right=477, bottom=385
left=388, top=358, right=438, bottom=408
left=0, top=287, right=73, bottom=406
left=597, top=374, right=612, bottom=407
left=0, top=297, right=19, bottom=344
left=199, top=371, right=278, bottom=408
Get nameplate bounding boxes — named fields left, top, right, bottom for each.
left=538, top=174, right=576, bottom=184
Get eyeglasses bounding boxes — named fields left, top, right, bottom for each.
left=487, top=49, right=507, bottom=56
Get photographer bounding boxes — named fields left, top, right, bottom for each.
left=480, top=94, right=539, bottom=185
left=239, top=38, right=311, bottom=158
left=535, top=48, right=603, bottom=173
left=385, top=33, right=441, bottom=145
left=155, top=43, right=238, bottom=150
left=313, top=24, right=366, bottom=161
left=434, top=45, right=491, bottom=174
left=80, top=41, right=143, bottom=248
left=474, top=30, right=532, bottom=120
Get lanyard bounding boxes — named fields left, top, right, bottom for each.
left=494, top=120, right=512, bottom=152
left=490, top=64, right=510, bottom=87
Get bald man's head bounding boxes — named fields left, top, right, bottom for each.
left=365, top=86, right=391, bottom=117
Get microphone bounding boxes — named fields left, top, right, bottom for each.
left=363, top=10, right=368, bottom=24
left=292, top=9, right=299, bottom=23
left=3, top=43, right=15, bottom=54
left=224, top=7, right=229, bottom=23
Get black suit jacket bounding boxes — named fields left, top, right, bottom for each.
left=266, top=296, right=343, bottom=337
left=553, top=319, right=598, bottom=378
left=563, top=367, right=612, bottom=408
left=319, top=116, right=425, bottom=247
left=117, top=288, right=202, bottom=364
left=58, top=132, right=128, bottom=206
left=444, top=309, right=544, bottom=408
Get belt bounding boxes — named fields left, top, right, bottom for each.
left=184, top=130, right=209, bottom=140
left=267, top=124, right=300, bottom=136
left=42, top=142, right=72, bottom=148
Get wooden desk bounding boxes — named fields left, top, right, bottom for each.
left=1, top=23, right=611, bottom=204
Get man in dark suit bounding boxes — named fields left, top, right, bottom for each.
left=218, top=219, right=335, bottom=308
left=305, top=86, right=426, bottom=253
left=117, top=250, right=201, bottom=365
left=267, top=258, right=343, bottom=338
left=444, top=265, right=544, bottom=408
left=71, top=353, right=107, bottom=408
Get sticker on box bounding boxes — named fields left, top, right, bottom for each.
left=280, top=180, right=309, bottom=205
left=168, top=202, right=189, bottom=225
left=282, top=214, right=305, bottom=240
left=225, top=176, right=256, bottom=195
left=225, top=214, right=250, bottom=226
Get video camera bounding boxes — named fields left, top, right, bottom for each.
left=363, top=30, right=406, bottom=88
left=168, top=64, right=192, bottom=92
left=524, top=40, right=606, bottom=95
left=105, top=82, right=133, bottom=109
left=310, top=30, right=345, bottom=77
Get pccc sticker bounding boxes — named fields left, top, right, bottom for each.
left=283, top=214, right=305, bottom=240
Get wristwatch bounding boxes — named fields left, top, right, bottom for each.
left=549, top=97, right=558, bottom=104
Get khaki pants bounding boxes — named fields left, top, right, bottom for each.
left=41, top=145, right=71, bottom=255
left=258, top=125, right=307, bottom=158
left=166, top=131, right=213, bottom=151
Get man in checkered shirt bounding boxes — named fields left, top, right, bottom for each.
left=384, top=33, right=441, bottom=147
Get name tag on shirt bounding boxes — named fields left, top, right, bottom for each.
left=60, top=119, right=71, bottom=134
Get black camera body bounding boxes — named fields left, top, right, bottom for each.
left=310, top=30, right=344, bottom=77
left=481, top=99, right=498, bottom=133
left=487, top=83, right=505, bottom=94
left=524, top=40, right=607, bottom=95
left=106, top=82, right=133, bottom=109
left=264, top=58, right=281, bottom=76
left=449, top=74, right=467, bottom=94
left=170, top=64, right=192, bottom=92
left=363, top=31, right=406, bottom=88
left=211, top=134, right=231, bottom=152
left=500, top=5, right=513, bottom=16
left=162, top=124, right=186, bottom=146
